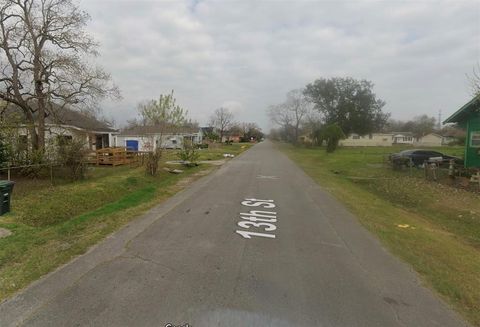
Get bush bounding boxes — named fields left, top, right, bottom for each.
left=20, top=149, right=47, bottom=178
left=145, top=149, right=162, bottom=176
left=177, top=140, right=199, bottom=166
left=57, top=139, right=89, bottom=180
left=313, top=123, right=345, bottom=153
left=0, top=136, right=9, bottom=168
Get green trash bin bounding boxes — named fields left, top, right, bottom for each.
left=0, top=180, right=15, bottom=215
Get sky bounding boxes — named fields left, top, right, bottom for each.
left=81, top=0, right=480, bottom=131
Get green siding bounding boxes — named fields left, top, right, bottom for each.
left=465, top=116, right=480, bottom=168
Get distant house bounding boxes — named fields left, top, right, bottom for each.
left=115, top=124, right=202, bottom=151
left=415, top=133, right=443, bottom=147
left=441, top=128, right=465, bottom=145
left=1, top=104, right=118, bottom=151
left=392, top=132, right=415, bottom=145
left=223, top=133, right=242, bottom=143
left=340, top=133, right=393, bottom=147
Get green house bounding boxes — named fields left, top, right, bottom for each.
left=444, top=95, right=480, bottom=168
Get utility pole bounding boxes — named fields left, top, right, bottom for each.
left=437, top=109, right=442, bottom=130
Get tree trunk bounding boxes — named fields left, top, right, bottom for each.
left=35, top=72, right=46, bottom=151
left=28, top=123, right=39, bottom=151
left=22, top=110, right=39, bottom=151
left=37, top=94, right=46, bottom=151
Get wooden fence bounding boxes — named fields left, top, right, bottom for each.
left=95, top=147, right=149, bottom=166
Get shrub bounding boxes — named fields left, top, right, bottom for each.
left=0, top=136, right=9, bottom=167
left=145, top=149, right=162, bottom=176
left=57, top=138, right=89, bottom=180
left=177, top=140, right=199, bottom=166
left=314, top=123, right=345, bottom=153
left=20, top=149, right=47, bottom=178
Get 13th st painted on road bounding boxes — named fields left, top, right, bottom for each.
left=236, top=198, right=277, bottom=239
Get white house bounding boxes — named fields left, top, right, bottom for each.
left=340, top=133, right=393, bottom=146
left=1, top=104, right=118, bottom=151
left=415, top=133, right=443, bottom=147
left=392, top=132, right=415, bottom=145
left=115, top=124, right=203, bottom=151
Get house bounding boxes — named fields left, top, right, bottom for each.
left=414, top=133, right=443, bottom=147
left=1, top=104, right=118, bottom=151
left=443, top=95, right=480, bottom=168
left=441, top=128, right=465, bottom=145
left=392, top=132, right=415, bottom=145
left=115, top=124, right=203, bottom=151
left=223, top=133, right=242, bottom=143
left=340, top=133, right=393, bottom=147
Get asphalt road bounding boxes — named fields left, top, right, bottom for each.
left=0, top=141, right=468, bottom=327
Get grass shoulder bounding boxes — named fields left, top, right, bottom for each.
left=0, top=143, right=253, bottom=301
left=278, top=143, right=480, bottom=326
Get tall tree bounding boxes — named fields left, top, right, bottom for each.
left=209, top=107, right=233, bottom=142
left=267, top=103, right=292, bottom=141
left=241, top=122, right=263, bottom=141
left=136, top=90, right=188, bottom=175
left=0, top=0, right=119, bottom=151
left=384, top=115, right=436, bottom=137
left=138, top=90, right=187, bottom=127
left=268, top=89, right=310, bottom=143
left=304, top=77, right=389, bottom=135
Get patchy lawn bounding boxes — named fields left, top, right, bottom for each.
left=0, top=143, right=252, bottom=301
left=279, top=144, right=480, bottom=326
left=197, top=142, right=253, bottom=161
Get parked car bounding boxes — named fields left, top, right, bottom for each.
left=389, top=149, right=463, bottom=168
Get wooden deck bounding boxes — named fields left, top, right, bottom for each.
left=94, top=147, right=148, bottom=166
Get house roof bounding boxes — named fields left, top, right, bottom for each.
left=200, top=126, right=214, bottom=133
left=392, top=132, right=414, bottom=136
left=2, top=102, right=116, bottom=133
left=119, top=124, right=199, bottom=136
left=443, top=94, right=480, bottom=124
left=47, top=107, right=117, bottom=133
left=420, top=133, right=442, bottom=139
left=441, top=128, right=466, bottom=137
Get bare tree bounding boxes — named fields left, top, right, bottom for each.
left=468, top=63, right=480, bottom=97
left=209, top=107, right=233, bottom=142
left=268, top=89, right=311, bottom=143
left=0, top=0, right=119, bottom=151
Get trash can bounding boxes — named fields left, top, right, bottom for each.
left=0, top=180, right=15, bottom=215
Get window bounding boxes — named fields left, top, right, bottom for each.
left=470, top=131, right=480, bottom=147
left=171, top=139, right=177, bottom=144
left=369, top=134, right=373, bottom=139
left=352, top=135, right=360, bottom=139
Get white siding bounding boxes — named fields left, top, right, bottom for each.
left=415, top=134, right=443, bottom=147
left=340, top=133, right=393, bottom=146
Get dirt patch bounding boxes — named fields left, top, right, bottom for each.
left=174, top=168, right=213, bottom=188
left=0, top=227, right=12, bottom=238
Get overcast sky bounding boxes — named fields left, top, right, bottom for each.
left=81, top=0, right=480, bottom=131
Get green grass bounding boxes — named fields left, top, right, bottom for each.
left=0, top=143, right=252, bottom=301
left=197, top=142, right=253, bottom=161
left=279, top=143, right=480, bottom=326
